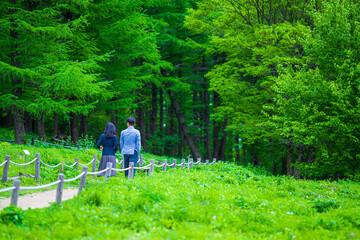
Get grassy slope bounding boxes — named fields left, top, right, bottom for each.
left=0, top=152, right=359, bottom=239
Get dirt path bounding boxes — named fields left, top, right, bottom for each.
left=0, top=188, right=78, bottom=210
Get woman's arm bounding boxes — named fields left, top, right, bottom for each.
left=96, top=135, right=103, bottom=149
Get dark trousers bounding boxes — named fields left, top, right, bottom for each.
left=124, top=153, right=138, bottom=177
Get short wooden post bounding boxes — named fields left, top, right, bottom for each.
left=138, top=155, right=143, bottom=167
left=60, top=161, right=64, bottom=172
left=128, top=162, right=134, bottom=180
left=35, top=153, right=40, bottom=180
left=78, top=166, right=88, bottom=195
left=158, top=159, right=161, bottom=165
left=189, top=158, right=193, bottom=168
left=75, top=158, right=79, bottom=171
left=121, top=157, right=125, bottom=169
left=172, top=159, right=176, bottom=169
left=104, top=162, right=112, bottom=183
left=140, top=154, right=143, bottom=165
left=197, top=158, right=201, bottom=165
left=206, top=160, right=209, bottom=165
left=56, top=174, right=65, bottom=205
left=2, top=155, right=10, bottom=182
left=213, top=158, right=217, bottom=164
left=10, top=180, right=20, bottom=206
left=149, top=159, right=155, bottom=177
left=181, top=159, right=185, bottom=169
left=162, top=159, right=167, bottom=171
left=92, top=155, right=97, bottom=178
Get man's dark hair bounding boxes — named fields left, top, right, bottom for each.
left=127, top=117, right=135, bottom=126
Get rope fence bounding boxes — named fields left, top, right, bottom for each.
left=1, top=153, right=220, bottom=208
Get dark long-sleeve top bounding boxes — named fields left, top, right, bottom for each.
left=96, top=134, right=118, bottom=156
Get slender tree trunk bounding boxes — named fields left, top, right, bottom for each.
left=203, top=72, right=211, bottom=160
left=294, top=144, right=304, bottom=179
left=286, top=143, right=294, bottom=177
left=150, top=83, right=157, bottom=136
left=80, top=114, right=88, bottom=137
left=178, top=123, right=183, bottom=158
left=235, top=135, right=240, bottom=164
left=212, top=91, right=221, bottom=160
left=6, top=108, right=13, bottom=128
left=192, top=91, right=200, bottom=146
left=36, top=114, right=46, bottom=140
left=70, top=113, right=79, bottom=145
left=159, top=89, right=164, bottom=138
left=137, top=104, right=147, bottom=152
left=10, top=1, right=25, bottom=144
left=111, top=111, right=119, bottom=145
left=53, top=112, right=58, bottom=137
left=24, top=111, right=32, bottom=133
left=218, top=118, right=228, bottom=161
left=171, top=93, right=201, bottom=160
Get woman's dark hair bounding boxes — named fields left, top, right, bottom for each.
left=104, top=122, right=116, bottom=138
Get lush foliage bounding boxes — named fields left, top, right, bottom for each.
left=1, top=161, right=360, bottom=239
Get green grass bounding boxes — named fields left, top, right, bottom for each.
left=1, top=157, right=359, bottom=239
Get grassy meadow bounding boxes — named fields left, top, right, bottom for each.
left=0, top=140, right=359, bottom=239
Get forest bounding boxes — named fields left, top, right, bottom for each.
left=1, top=0, right=360, bottom=181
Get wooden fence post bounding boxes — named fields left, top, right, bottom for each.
left=78, top=166, right=88, bottom=195
left=206, top=160, right=209, bottom=165
left=197, top=158, right=201, bottom=166
left=92, top=155, right=97, bottom=178
left=149, top=159, right=155, bottom=177
left=213, top=158, right=216, bottom=164
left=75, top=158, right=79, bottom=171
left=104, top=162, right=112, bottom=183
left=172, top=159, right=176, bottom=169
left=35, top=153, right=40, bottom=180
left=162, top=159, right=167, bottom=171
left=60, top=161, right=64, bottom=172
left=10, top=180, right=20, bottom=206
left=189, top=158, right=193, bottom=168
left=138, top=154, right=143, bottom=167
left=128, top=162, right=134, bottom=180
left=139, top=154, right=143, bottom=166
left=56, top=174, right=65, bottom=205
left=121, top=157, right=125, bottom=169
left=2, top=155, right=10, bottom=182
left=181, top=159, right=185, bottom=169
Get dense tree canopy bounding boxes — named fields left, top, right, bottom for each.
left=1, top=0, right=359, bottom=180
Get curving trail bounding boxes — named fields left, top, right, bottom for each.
left=0, top=188, right=78, bottom=210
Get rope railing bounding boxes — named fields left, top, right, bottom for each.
left=39, top=159, right=62, bottom=168
left=0, top=160, right=7, bottom=167
left=1, top=166, right=89, bottom=207
left=1, top=154, right=219, bottom=209
left=63, top=172, right=85, bottom=183
left=20, top=180, right=61, bottom=190
left=79, top=158, right=95, bottom=167
left=63, top=162, right=77, bottom=168
left=9, top=158, right=37, bottom=166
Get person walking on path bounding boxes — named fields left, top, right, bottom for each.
left=96, top=122, right=118, bottom=177
left=120, top=117, right=141, bottom=177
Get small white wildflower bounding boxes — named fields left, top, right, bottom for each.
left=291, top=212, right=294, bottom=215
left=287, top=212, right=290, bottom=215
left=293, top=235, right=296, bottom=239
left=213, top=216, right=216, bottom=220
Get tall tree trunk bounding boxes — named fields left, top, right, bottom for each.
left=6, top=108, right=13, bottom=128
left=150, top=83, right=158, bottom=136
left=111, top=111, right=119, bottom=145
left=80, top=114, right=88, bottom=137
left=24, top=111, right=32, bottom=133
left=36, top=114, right=46, bottom=140
left=170, top=93, right=201, bottom=160
left=192, top=91, right=200, bottom=146
left=159, top=89, right=164, bottom=138
left=178, top=122, right=183, bottom=158
left=203, top=62, right=211, bottom=160
left=10, top=1, right=25, bottom=144
left=137, top=104, right=147, bottom=152
left=235, top=135, right=240, bottom=164
left=218, top=118, right=228, bottom=161
left=294, top=144, right=304, bottom=179
left=286, top=143, right=294, bottom=177
left=70, top=113, right=79, bottom=145
left=212, top=91, right=221, bottom=160
left=53, top=112, right=58, bottom=137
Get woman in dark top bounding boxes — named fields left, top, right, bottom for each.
left=96, top=122, right=118, bottom=177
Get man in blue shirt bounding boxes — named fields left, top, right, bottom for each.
left=120, top=117, right=141, bottom=177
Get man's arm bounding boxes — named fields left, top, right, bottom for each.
left=120, top=131, right=124, bottom=152
left=136, top=131, right=141, bottom=154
